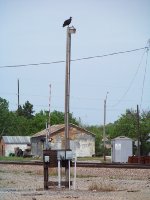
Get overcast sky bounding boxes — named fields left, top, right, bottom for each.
left=0, top=0, right=150, bottom=125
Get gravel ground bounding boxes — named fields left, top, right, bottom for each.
left=0, top=164, right=150, bottom=200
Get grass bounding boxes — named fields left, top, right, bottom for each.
left=89, top=182, right=116, bottom=192
left=0, top=155, right=111, bottom=162
left=0, top=156, right=41, bottom=161
left=76, top=174, right=97, bottom=178
left=76, top=156, right=111, bottom=163
left=0, top=156, right=112, bottom=164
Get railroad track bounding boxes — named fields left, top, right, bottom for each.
left=0, top=160, right=150, bottom=169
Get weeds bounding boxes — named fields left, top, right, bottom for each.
left=89, top=182, right=116, bottom=192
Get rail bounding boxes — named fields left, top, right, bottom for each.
left=0, top=160, right=150, bottom=169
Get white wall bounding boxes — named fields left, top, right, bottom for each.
left=5, top=144, right=28, bottom=156
left=70, top=138, right=95, bottom=157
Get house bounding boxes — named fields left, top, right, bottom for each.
left=0, top=136, right=31, bottom=156
left=31, top=123, right=95, bottom=157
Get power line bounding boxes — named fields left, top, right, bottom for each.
left=71, top=47, right=147, bottom=61
left=1, top=91, right=150, bottom=103
left=140, top=48, right=149, bottom=109
left=110, top=48, right=148, bottom=107
left=0, top=47, right=147, bottom=69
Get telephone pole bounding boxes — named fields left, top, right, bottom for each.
left=64, top=26, right=76, bottom=187
left=103, top=92, right=109, bottom=161
left=48, top=84, right=51, bottom=129
left=137, top=105, right=141, bottom=163
left=17, top=79, right=20, bottom=110
left=64, top=26, right=76, bottom=150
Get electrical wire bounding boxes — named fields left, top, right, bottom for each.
left=140, top=48, right=149, bottom=109
left=109, top=48, right=147, bottom=108
left=0, top=47, right=147, bottom=69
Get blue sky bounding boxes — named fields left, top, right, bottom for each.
left=0, top=0, right=150, bottom=125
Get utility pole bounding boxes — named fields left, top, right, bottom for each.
left=103, top=92, right=108, bottom=161
left=137, top=104, right=141, bottom=163
left=17, top=79, right=20, bottom=110
left=46, top=84, right=51, bottom=150
left=64, top=26, right=76, bottom=187
left=64, top=26, right=76, bottom=150
left=48, top=84, right=51, bottom=130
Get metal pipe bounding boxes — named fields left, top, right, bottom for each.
left=58, top=160, right=61, bottom=188
left=73, top=155, right=77, bottom=190
left=68, top=159, right=71, bottom=190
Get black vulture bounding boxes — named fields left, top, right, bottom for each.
left=63, top=17, right=72, bottom=27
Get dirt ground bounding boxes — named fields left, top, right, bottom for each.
left=0, top=164, right=150, bottom=200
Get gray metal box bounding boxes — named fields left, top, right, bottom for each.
left=44, top=155, right=50, bottom=162
left=66, top=150, right=73, bottom=160
left=57, top=150, right=66, bottom=160
left=111, top=136, right=133, bottom=163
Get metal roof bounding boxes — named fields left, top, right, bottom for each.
left=2, top=136, right=31, bottom=144
left=112, top=136, right=132, bottom=141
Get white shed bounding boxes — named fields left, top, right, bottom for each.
left=0, top=136, right=31, bottom=156
left=111, top=136, right=133, bottom=163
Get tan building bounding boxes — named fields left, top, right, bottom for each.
left=31, top=123, right=95, bottom=157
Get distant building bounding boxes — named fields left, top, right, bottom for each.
left=31, top=123, right=95, bottom=157
left=111, top=136, right=133, bottom=163
left=0, top=136, right=31, bottom=156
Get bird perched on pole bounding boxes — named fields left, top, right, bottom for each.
left=63, top=17, right=72, bottom=27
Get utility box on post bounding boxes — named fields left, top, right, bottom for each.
left=43, top=149, right=73, bottom=190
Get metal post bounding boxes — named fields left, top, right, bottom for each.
left=64, top=26, right=76, bottom=188
left=44, top=163, right=48, bottom=190
left=46, top=122, right=48, bottom=150
left=68, top=159, right=71, bottom=190
left=58, top=159, right=61, bottom=188
left=73, top=155, right=77, bottom=190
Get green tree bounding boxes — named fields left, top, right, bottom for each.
left=140, top=111, right=150, bottom=155
left=109, top=109, right=137, bottom=139
left=50, top=110, right=79, bottom=125
left=85, top=125, right=103, bottom=156
left=17, top=101, right=34, bottom=119
left=31, top=110, right=48, bottom=134
left=30, top=110, right=79, bottom=135
left=0, top=98, right=9, bottom=136
left=5, top=111, right=33, bottom=136
left=108, top=109, right=150, bottom=155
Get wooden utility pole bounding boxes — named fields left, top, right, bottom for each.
left=64, top=26, right=76, bottom=150
left=103, top=92, right=108, bottom=161
left=17, top=79, right=20, bottom=109
left=64, top=26, right=76, bottom=187
left=137, top=105, right=141, bottom=163
left=48, top=84, right=51, bottom=129
left=46, top=84, right=51, bottom=150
